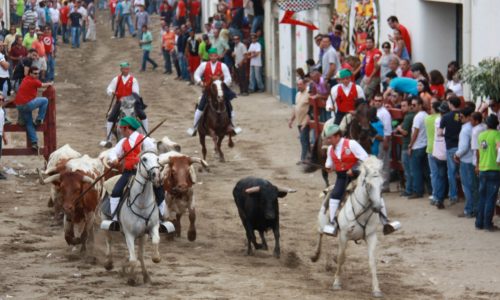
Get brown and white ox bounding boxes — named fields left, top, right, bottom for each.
left=158, top=151, right=208, bottom=241
left=43, top=155, right=104, bottom=252
left=38, top=144, right=82, bottom=220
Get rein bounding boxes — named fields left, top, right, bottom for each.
left=125, top=154, right=160, bottom=227
left=342, top=176, right=379, bottom=236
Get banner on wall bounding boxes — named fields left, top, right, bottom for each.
left=332, top=0, right=379, bottom=55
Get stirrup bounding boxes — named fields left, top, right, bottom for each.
left=383, top=220, right=401, bottom=235
left=233, top=127, right=242, bottom=135
left=323, top=222, right=338, bottom=237
left=100, top=220, right=121, bottom=231
left=159, top=221, right=175, bottom=233
left=99, top=140, right=113, bottom=148
left=187, top=128, right=197, bottom=137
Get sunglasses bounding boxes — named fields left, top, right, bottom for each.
left=32, top=72, right=39, bottom=75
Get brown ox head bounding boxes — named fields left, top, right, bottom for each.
left=44, top=169, right=96, bottom=221
left=159, top=153, right=209, bottom=194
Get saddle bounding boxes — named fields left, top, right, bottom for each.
left=101, top=175, right=134, bottom=219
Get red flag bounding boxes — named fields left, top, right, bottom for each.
left=279, top=10, right=318, bottom=31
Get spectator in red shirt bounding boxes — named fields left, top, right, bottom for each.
left=176, top=0, right=187, bottom=26
left=429, top=70, right=446, bottom=100
left=361, top=36, right=382, bottom=100
left=400, top=59, right=413, bottom=78
left=14, top=66, right=53, bottom=149
left=60, top=1, right=70, bottom=44
left=387, top=16, right=411, bottom=58
left=189, top=0, right=201, bottom=32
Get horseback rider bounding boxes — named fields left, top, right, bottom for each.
left=186, top=48, right=241, bottom=136
left=326, top=69, right=365, bottom=125
left=101, top=116, right=169, bottom=232
left=321, top=119, right=399, bottom=236
left=101, top=62, right=149, bottom=148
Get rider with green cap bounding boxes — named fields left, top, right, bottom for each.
left=187, top=47, right=241, bottom=136
left=322, top=119, right=399, bottom=236
left=101, top=116, right=169, bottom=232
left=322, top=118, right=369, bottom=236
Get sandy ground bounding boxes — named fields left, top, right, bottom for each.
left=1, top=13, right=500, bottom=300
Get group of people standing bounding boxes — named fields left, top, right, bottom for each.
left=289, top=15, right=500, bottom=233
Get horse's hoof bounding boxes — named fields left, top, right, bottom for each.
left=219, top=157, right=225, bottom=163
left=127, top=277, right=137, bottom=286
left=104, top=261, right=114, bottom=271
left=143, top=274, right=152, bottom=284
left=273, top=251, right=280, bottom=259
left=332, top=282, right=342, bottom=290
left=47, top=198, right=54, bottom=207
left=187, top=230, right=196, bottom=241
left=372, top=291, right=384, bottom=298
left=246, top=249, right=255, bottom=256
left=152, top=256, right=161, bottom=263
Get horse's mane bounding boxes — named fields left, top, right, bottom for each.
left=357, top=156, right=383, bottom=184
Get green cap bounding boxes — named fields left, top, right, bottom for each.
left=208, top=48, right=218, bottom=55
left=119, top=116, right=141, bottom=130
left=119, top=61, right=130, bottom=68
left=337, top=69, right=352, bottom=79
left=322, top=118, right=340, bottom=139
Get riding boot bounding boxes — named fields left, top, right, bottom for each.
left=100, top=197, right=121, bottom=231
left=142, top=118, right=149, bottom=133
left=158, top=200, right=175, bottom=233
left=99, top=122, right=114, bottom=148
left=187, top=109, right=203, bottom=136
left=379, top=198, right=401, bottom=235
left=323, top=198, right=340, bottom=236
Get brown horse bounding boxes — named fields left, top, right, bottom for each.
left=198, top=79, right=234, bottom=162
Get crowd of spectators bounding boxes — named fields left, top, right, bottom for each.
left=289, top=15, right=500, bottom=232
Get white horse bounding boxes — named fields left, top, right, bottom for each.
left=311, top=156, right=385, bottom=298
left=101, top=151, right=162, bottom=285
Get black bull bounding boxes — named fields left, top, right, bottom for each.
left=233, top=177, right=295, bottom=258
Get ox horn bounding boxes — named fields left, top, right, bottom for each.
left=245, top=186, right=261, bottom=194
left=158, top=155, right=171, bottom=166
left=43, top=166, right=57, bottom=175
left=82, top=176, right=95, bottom=184
left=43, top=173, right=61, bottom=184
left=190, top=157, right=209, bottom=169
left=101, top=156, right=111, bottom=169
left=36, top=168, right=45, bottom=185
left=277, top=187, right=297, bottom=193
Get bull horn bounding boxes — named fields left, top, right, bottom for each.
left=43, top=173, right=61, bottom=184
left=277, top=187, right=297, bottom=193
left=190, top=157, right=209, bottom=169
left=82, top=176, right=95, bottom=184
left=158, top=155, right=171, bottom=166
left=101, top=156, right=110, bottom=169
left=43, top=166, right=57, bottom=175
left=245, top=186, right=261, bottom=194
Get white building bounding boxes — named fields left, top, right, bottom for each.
left=199, top=0, right=498, bottom=104
left=264, top=0, right=500, bottom=104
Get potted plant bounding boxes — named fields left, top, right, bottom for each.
left=460, top=57, right=500, bottom=102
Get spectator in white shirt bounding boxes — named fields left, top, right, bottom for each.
left=371, top=93, right=392, bottom=192
left=408, top=97, right=428, bottom=198
left=248, top=33, right=263, bottom=93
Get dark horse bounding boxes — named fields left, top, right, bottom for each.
left=198, top=79, right=234, bottom=162
left=309, top=101, right=373, bottom=187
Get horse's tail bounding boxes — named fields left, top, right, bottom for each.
left=311, top=196, right=329, bottom=262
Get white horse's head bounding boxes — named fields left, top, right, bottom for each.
left=137, top=151, right=161, bottom=187
left=358, top=156, right=384, bottom=212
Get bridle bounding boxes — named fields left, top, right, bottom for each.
left=125, top=151, right=160, bottom=227
left=342, top=173, right=382, bottom=236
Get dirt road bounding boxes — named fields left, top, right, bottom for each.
left=0, top=14, right=499, bottom=300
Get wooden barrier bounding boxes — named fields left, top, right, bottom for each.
left=1, top=86, right=56, bottom=161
